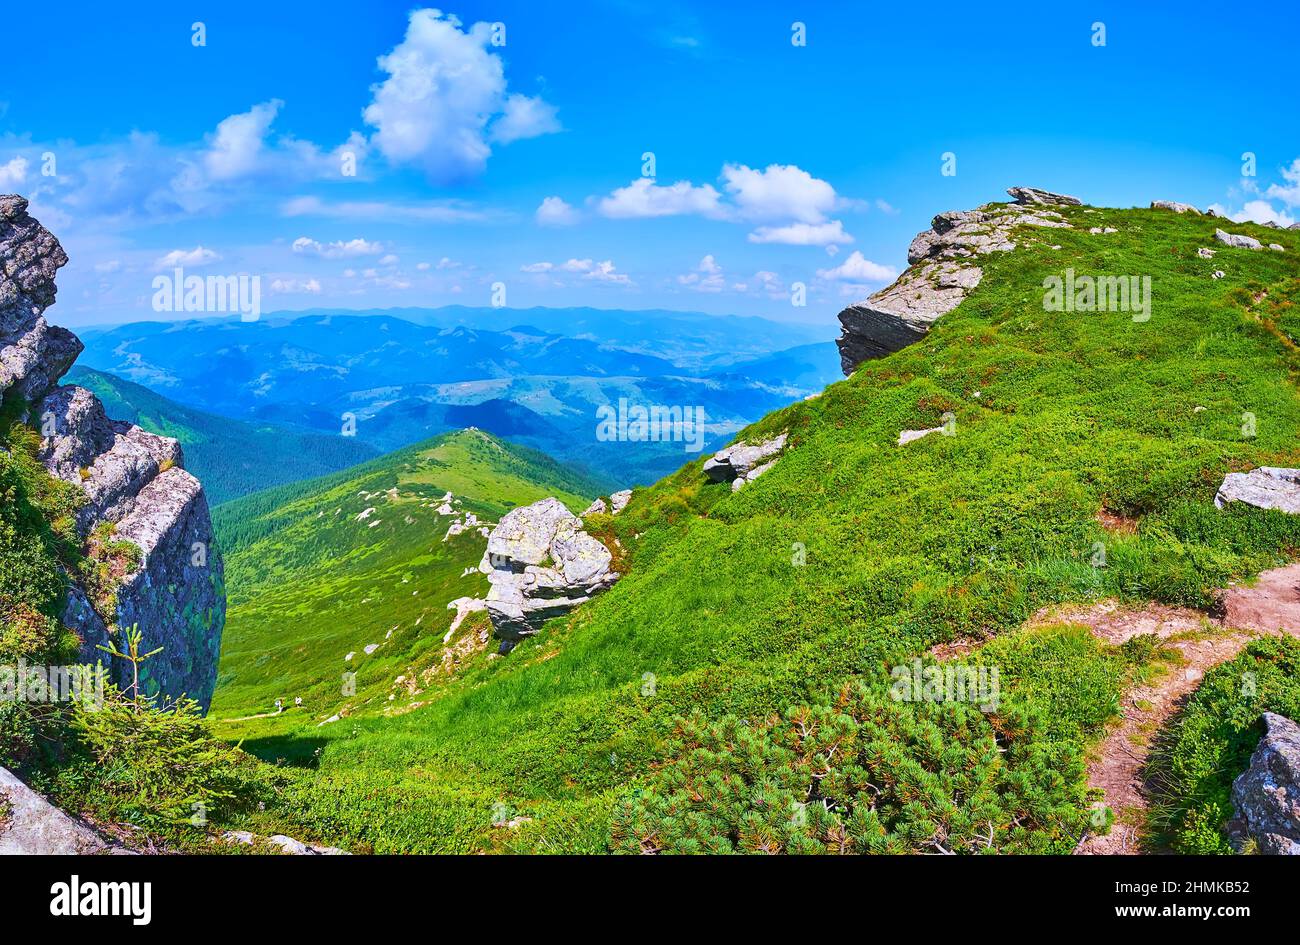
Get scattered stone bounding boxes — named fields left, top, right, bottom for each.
left=1213, top=270, right=1226, bottom=280
left=898, top=427, right=943, bottom=446
left=478, top=498, right=619, bottom=652
left=1197, top=247, right=1216, bottom=258
left=1269, top=243, right=1285, bottom=252
left=222, top=830, right=350, bottom=855
left=1215, top=467, right=1300, bottom=514
left=581, top=497, right=607, bottom=516
left=704, top=433, right=787, bottom=487
left=1151, top=200, right=1200, bottom=214
left=1228, top=713, right=1300, bottom=855
left=1215, top=228, right=1263, bottom=250
left=363, top=643, right=379, bottom=655
left=609, top=489, right=632, bottom=514
left=1088, top=227, right=1118, bottom=234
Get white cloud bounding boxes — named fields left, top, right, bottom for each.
left=677, top=254, right=725, bottom=292
left=1264, top=158, right=1300, bottom=208
left=816, top=251, right=898, bottom=283
left=204, top=100, right=283, bottom=180
left=280, top=195, right=492, bottom=223
left=1231, top=199, right=1295, bottom=227
left=415, top=262, right=431, bottom=271
left=154, top=246, right=221, bottom=269
left=436, top=257, right=462, bottom=270
left=748, top=220, right=853, bottom=246
left=93, top=259, right=122, bottom=274
left=536, top=195, right=579, bottom=226
left=270, top=277, right=322, bottom=294
left=362, top=9, right=559, bottom=182
left=596, top=177, right=722, bottom=219
left=562, top=258, right=594, bottom=272
left=584, top=260, right=631, bottom=284
left=292, top=236, right=385, bottom=259
left=378, top=253, right=400, bottom=266
left=492, top=94, right=562, bottom=144
left=721, top=163, right=836, bottom=223
left=521, top=261, right=554, bottom=272
left=0, top=156, right=28, bottom=189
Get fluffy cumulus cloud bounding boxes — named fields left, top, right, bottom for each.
left=362, top=9, right=560, bottom=182
left=720, top=163, right=836, bottom=223
left=748, top=221, right=852, bottom=245
left=596, top=178, right=722, bottom=219
left=816, top=251, right=898, bottom=283
left=154, top=246, right=221, bottom=269
left=292, top=236, right=386, bottom=259
left=0, top=155, right=28, bottom=188
left=590, top=162, right=856, bottom=245
left=536, top=195, right=579, bottom=226
left=204, top=100, right=284, bottom=180
left=1207, top=157, right=1300, bottom=227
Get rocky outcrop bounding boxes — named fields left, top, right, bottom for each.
left=836, top=189, right=1073, bottom=375
left=704, top=433, right=788, bottom=491
left=222, top=830, right=350, bottom=855
left=1151, top=200, right=1200, bottom=214
left=1215, top=467, right=1300, bottom=514
left=0, top=195, right=224, bottom=711
left=478, top=498, right=619, bottom=652
left=0, top=766, right=128, bottom=854
left=1006, top=186, right=1081, bottom=206
left=582, top=488, right=632, bottom=517
left=1215, top=228, right=1263, bottom=250
left=1229, top=713, right=1300, bottom=855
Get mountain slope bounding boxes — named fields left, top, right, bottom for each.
left=212, top=201, right=1300, bottom=854
left=210, top=428, right=605, bottom=721
left=66, top=366, right=379, bottom=506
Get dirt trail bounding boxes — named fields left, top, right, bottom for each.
left=1062, top=564, right=1300, bottom=855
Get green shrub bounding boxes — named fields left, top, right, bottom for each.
left=1150, top=636, right=1300, bottom=854
left=611, top=681, right=1090, bottom=854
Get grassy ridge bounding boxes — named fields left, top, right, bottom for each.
left=210, top=429, right=606, bottom=726
left=212, top=206, right=1300, bottom=853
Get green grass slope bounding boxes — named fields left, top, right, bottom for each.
left=210, top=428, right=605, bottom=724
left=212, top=205, right=1300, bottom=853
left=65, top=366, right=379, bottom=506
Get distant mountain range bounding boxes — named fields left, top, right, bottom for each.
left=73, top=307, right=839, bottom=485
left=66, top=366, right=379, bottom=506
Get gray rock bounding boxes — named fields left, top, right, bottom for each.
left=1215, top=467, right=1300, bottom=514
left=609, top=489, right=632, bottom=514
left=1197, top=247, right=1216, bottom=259
left=1269, top=244, right=1285, bottom=252
left=1151, top=200, right=1200, bottom=214
left=1, top=195, right=225, bottom=712
left=838, top=199, right=1072, bottom=374
left=704, top=433, right=787, bottom=484
left=1006, top=186, right=1082, bottom=206
left=581, top=497, right=607, bottom=516
left=222, top=830, right=349, bottom=855
left=479, top=498, right=619, bottom=651
left=0, top=765, right=125, bottom=854
left=1214, top=228, right=1263, bottom=250
left=1229, top=713, right=1300, bottom=855
left=898, top=427, right=943, bottom=446
left=1290, top=223, right=1300, bottom=230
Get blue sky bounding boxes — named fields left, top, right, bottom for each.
left=2, top=0, right=1297, bottom=328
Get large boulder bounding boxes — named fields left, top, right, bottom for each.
left=704, top=433, right=788, bottom=491
left=1151, top=200, right=1200, bottom=214
left=478, top=498, right=619, bottom=652
left=1, top=194, right=225, bottom=711
left=1229, top=713, right=1300, bottom=855
left=1006, top=186, right=1082, bottom=206
left=1214, top=228, right=1263, bottom=250
left=1215, top=467, right=1300, bottom=514
left=836, top=195, right=1073, bottom=374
